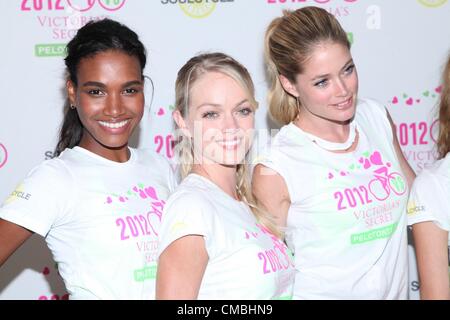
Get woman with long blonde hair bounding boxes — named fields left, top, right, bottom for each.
left=408, top=54, right=450, bottom=300
left=156, top=52, right=294, bottom=299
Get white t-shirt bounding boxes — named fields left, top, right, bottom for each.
left=256, top=98, right=409, bottom=299
left=408, top=152, right=450, bottom=245
left=0, top=147, right=177, bottom=299
left=157, top=174, right=295, bottom=300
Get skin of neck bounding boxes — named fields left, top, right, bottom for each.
left=78, top=138, right=130, bottom=163
left=192, top=162, right=239, bottom=200
left=294, top=107, right=352, bottom=143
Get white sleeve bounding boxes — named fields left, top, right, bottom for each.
left=362, top=98, right=394, bottom=142
left=407, top=170, right=450, bottom=232
left=0, top=160, right=74, bottom=236
left=255, top=148, right=285, bottom=177
left=166, top=162, right=179, bottom=193
left=253, top=146, right=294, bottom=200
left=146, top=150, right=179, bottom=193
left=157, top=191, right=216, bottom=259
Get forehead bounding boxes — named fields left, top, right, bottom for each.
left=300, top=42, right=352, bottom=76
left=189, top=71, right=247, bottom=102
left=76, top=50, right=141, bottom=80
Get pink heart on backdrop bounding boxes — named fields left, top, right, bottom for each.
left=392, top=96, right=398, bottom=104
left=435, top=85, right=442, bottom=93
left=370, top=151, right=383, bottom=165
left=416, top=99, right=421, bottom=103
left=406, top=97, right=413, bottom=105
left=157, top=108, right=165, bottom=116
left=328, top=172, right=334, bottom=179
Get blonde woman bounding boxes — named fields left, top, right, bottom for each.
left=253, top=7, right=415, bottom=299
left=156, top=52, right=294, bottom=300
left=408, top=54, right=450, bottom=300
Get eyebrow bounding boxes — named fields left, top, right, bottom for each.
left=310, top=58, right=354, bottom=82
left=81, top=80, right=143, bottom=88
left=195, top=99, right=249, bottom=110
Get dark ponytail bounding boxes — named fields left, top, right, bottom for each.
left=55, top=103, right=83, bottom=156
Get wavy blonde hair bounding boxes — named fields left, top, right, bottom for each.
left=264, top=6, right=351, bottom=125
left=437, top=54, right=450, bottom=159
left=174, top=52, right=281, bottom=237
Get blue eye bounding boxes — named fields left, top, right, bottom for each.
left=202, top=111, right=219, bottom=119
left=238, top=107, right=253, bottom=116
left=344, top=65, right=355, bottom=75
left=314, top=79, right=328, bottom=88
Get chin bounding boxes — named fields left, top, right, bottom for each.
left=213, top=154, right=247, bottom=166
left=101, top=141, right=129, bottom=150
left=221, top=158, right=246, bottom=166
left=339, top=108, right=356, bottom=122
left=200, top=152, right=246, bottom=167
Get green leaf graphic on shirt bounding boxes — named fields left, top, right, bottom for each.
left=390, top=176, right=406, bottom=193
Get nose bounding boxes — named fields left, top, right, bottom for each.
left=335, top=77, right=349, bottom=97
left=104, top=92, right=125, bottom=117
left=223, top=112, right=239, bottom=132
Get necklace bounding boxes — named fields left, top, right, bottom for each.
left=302, top=121, right=357, bottom=151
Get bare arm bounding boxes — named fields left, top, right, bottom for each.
left=386, top=110, right=416, bottom=188
left=252, top=164, right=291, bottom=228
left=156, top=235, right=208, bottom=299
left=412, top=221, right=450, bottom=299
left=0, top=218, right=33, bottom=267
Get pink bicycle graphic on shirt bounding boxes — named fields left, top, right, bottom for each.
left=67, top=0, right=126, bottom=12
left=361, top=151, right=407, bottom=201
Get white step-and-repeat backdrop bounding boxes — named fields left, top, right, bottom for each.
left=0, top=0, right=449, bottom=300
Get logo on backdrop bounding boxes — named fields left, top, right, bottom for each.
left=20, top=0, right=128, bottom=57
left=267, top=0, right=359, bottom=17
left=160, top=0, right=234, bottom=19
left=388, top=85, right=441, bottom=172
left=21, top=0, right=127, bottom=12
left=66, top=0, right=126, bottom=12
left=417, top=0, right=448, bottom=7
left=0, top=143, right=8, bottom=169
left=151, top=104, right=175, bottom=160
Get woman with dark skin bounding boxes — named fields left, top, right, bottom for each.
left=0, top=19, right=175, bottom=299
